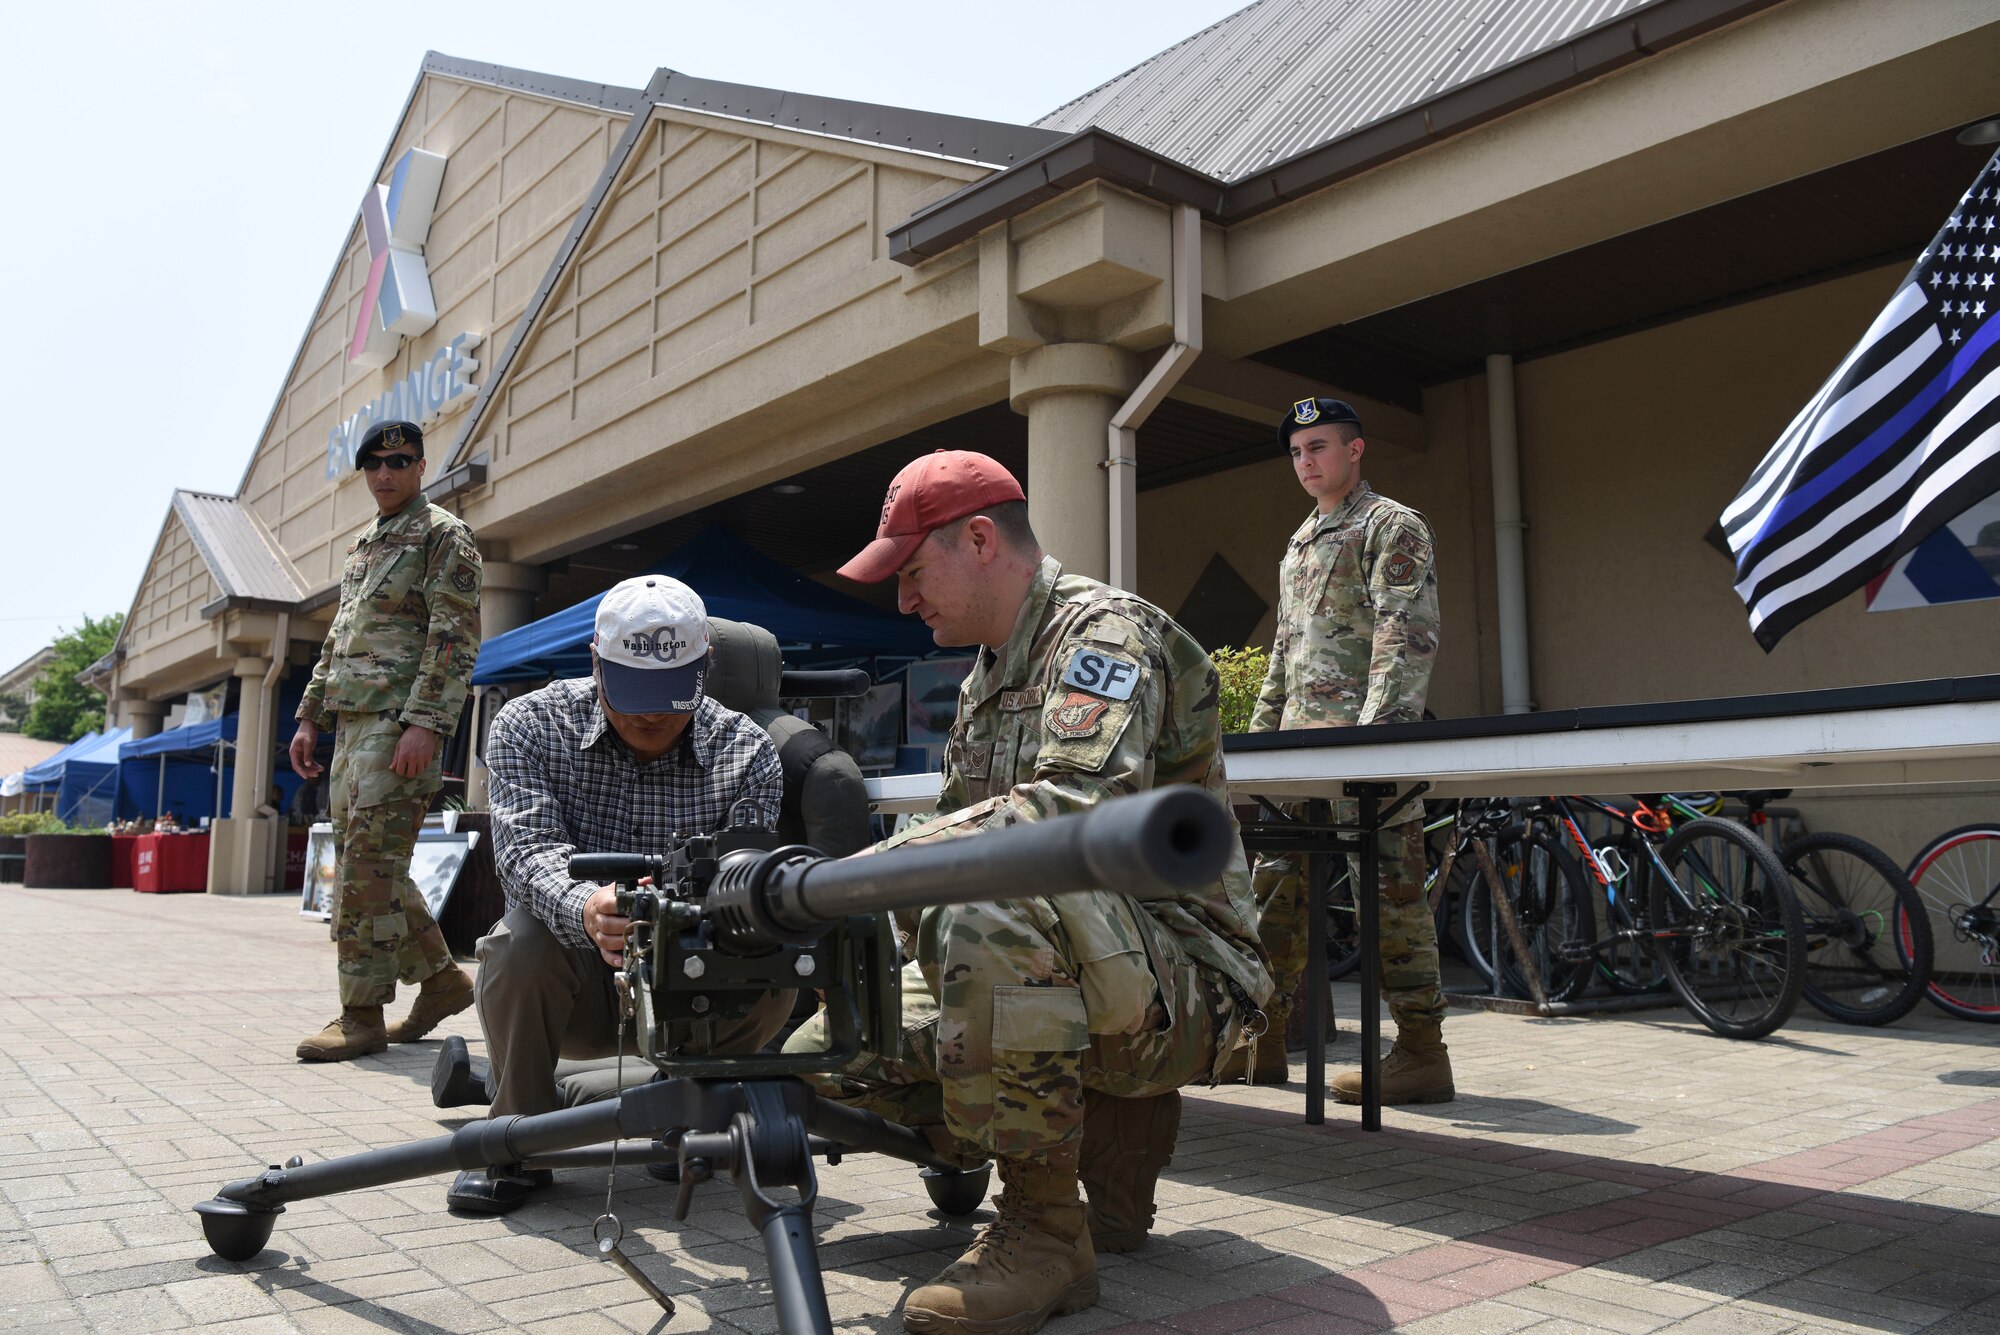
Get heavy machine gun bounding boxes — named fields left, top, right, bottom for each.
left=194, top=786, right=1236, bottom=1335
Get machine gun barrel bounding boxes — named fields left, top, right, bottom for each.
left=709, top=786, right=1233, bottom=954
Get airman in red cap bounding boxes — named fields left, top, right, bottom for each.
left=799, top=450, right=1273, bottom=1335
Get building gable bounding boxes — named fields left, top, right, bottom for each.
left=234, top=59, right=637, bottom=597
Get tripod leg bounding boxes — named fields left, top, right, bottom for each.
left=196, top=1097, right=633, bottom=1260
left=761, top=1200, right=834, bottom=1335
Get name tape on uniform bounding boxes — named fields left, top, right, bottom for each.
left=1061, top=647, right=1140, bottom=701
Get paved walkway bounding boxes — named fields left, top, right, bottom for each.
left=2, top=885, right=1996, bottom=1334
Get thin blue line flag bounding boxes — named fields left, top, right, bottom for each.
left=1721, top=145, right=2000, bottom=651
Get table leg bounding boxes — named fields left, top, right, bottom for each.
left=1304, top=799, right=1329, bottom=1126
left=1355, top=785, right=1383, bottom=1133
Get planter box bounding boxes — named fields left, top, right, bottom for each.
left=0, top=835, right=24, bottom=884
left=24, top=833, right=113, bottom=889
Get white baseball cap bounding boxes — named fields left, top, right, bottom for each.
left=592, top=576, right=710, bottom=714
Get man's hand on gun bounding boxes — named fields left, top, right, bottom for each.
left=584, top=884, right=633, bottom=968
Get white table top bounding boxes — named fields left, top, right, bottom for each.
left=865, top=678, right=2000, bottom=812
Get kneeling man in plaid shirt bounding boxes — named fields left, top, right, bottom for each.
left=450, top=575, right=788, bottom=1214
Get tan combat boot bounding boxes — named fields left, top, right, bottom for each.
left=296, top=1006, right=387, bottom=1062
left=901, top=1152, right=1097, bottom=1335
left=1079, top=1089, right=1179, bottom=1252
left=1214, top=1000, right=1292, bottom=1085
left=386, top=964, right=475, bottom=1043
left=1331, top=1020, right=1454, bottom=1105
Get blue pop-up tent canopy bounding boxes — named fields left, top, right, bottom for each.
left=22, top=727, right=133, bottom=826
left=473, top=526, right=935, bottom=684
left=119, top=714, right=242, bottom=823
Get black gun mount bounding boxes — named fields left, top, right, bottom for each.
left=570, top=784, right=1231, bottom=1083
left=195, top=787, right=1236, bottom=1335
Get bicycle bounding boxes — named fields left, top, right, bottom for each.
left=1452, top=800, right=1593, bottom=1004
left=1525, top=794, right=1807, bottom=1038
left=1900, top=822, right=2000, bottom=1021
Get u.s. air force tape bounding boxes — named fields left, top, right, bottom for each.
left=1061, top=647, right=1140, bottom=701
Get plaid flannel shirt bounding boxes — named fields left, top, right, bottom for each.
left=485, top=676, right=782, bottom=949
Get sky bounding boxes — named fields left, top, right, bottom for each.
left=0, top=0, right=1246, bottom=677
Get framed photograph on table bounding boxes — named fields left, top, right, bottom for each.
left=837, top=682, right=903, bottom=771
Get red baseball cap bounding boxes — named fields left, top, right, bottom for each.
left=838, top=450, right=1026, bottom=583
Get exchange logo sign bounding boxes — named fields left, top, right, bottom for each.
left=323, top=331, right=483, bottom=478
left=350, top=148, right=447, bottom=370
left=323, top=147, right=484, bottom=479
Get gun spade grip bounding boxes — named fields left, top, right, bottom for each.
left=568, top=853, right=659, bottom=882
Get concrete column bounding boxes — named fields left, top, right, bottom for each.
left=467, top=561, right=544, bottom=812
left=481, top=561, right=547, bottom=643
left=1010, top=344, right=1142, bottom=582
left=121, top=699, right=166, bottom=740
left=209, top=656, right=273, bottom=896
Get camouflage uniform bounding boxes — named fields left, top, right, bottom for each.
left=792, top=557, right=1272, bottom=1160
left=298, top=493, right=482, bottom=1008
left=1251, top=482, right=1443, bottom=1028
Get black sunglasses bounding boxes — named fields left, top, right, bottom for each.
left=358, top=452, right=421, bottom=472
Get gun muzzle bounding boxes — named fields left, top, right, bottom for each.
left=707, top=786, right=1234, bottom=954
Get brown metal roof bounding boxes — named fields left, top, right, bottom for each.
left=890, top=0, right=1782, bottom=263
left=1038, top=0, right=1652, bottom=182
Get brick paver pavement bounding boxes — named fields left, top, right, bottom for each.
left=1, top=884, right=1996, bottom=1334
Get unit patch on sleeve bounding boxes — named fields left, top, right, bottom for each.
left=1047, top=691, right=1111, bottom=740
left=1061, top=646, right=1141, bottom=701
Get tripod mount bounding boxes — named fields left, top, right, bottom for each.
left=195, top=786, right=1234, bottom=1335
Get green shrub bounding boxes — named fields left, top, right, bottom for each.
left=0, top=812, right=68, bottom=836
left=1210, top=645, right=1270, bottom=736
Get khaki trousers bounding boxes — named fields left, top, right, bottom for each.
left=473, top=903, right=794, bottom=1117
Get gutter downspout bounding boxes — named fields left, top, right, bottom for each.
left=1486, top=355, right=1533, bottom=714
left=1107, top=204, right=1203, bottom=591
left=258, top=613, right=290, bottom=890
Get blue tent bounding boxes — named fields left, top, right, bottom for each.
left=473, top=526, right=935, bottom=684
left=23, top=728, right=133, bottom=826
left=119, top=715, right=242, bottom=823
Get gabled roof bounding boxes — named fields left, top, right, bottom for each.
left=438, top=66, right=1060, bottom=476
left=172, top=491, right=307, bottom=611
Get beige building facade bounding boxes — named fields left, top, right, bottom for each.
left=103, top=0, right=2000, bottom=892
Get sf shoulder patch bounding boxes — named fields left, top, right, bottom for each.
left=1061, top=646, right=1141, bottom=700
left=1047, top=691, right=1111, bottom=739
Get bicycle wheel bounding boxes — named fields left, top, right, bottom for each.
left=1323, top=864, right=1363, bottom=981
left=1783, top=832, right=1932, bottom=1026
left=1649, top=817, right=1805, bottom=1039
left=1902, top=823, right=2000, bottom=1021
left=1456, top=832, right=1596, bottom=1003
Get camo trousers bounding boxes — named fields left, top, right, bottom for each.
left=329, top=712, right=453, bottom=1007
left=786, top=891, right=1226, bottom=1162
left=1255, top=798, right=1445, bottom=1028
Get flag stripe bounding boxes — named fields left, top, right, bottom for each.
left=1721, top=283, right=1930, bottom=529
left=1747, top=317, right=1994, bottom=554
left=1747, top=430, right=2000, bottom=646
left=1738, top=351, right=2000, bottom=607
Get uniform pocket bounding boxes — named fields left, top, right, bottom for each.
left=1055, top=892, right=1162, bottom=1036
left=363, top=547, right=421, bottom=605
left=990, top=985, right=1088, bottom=1052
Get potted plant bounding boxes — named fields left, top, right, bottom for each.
left=23, top=820, right=115, bottom=889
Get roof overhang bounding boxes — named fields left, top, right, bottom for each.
left=889, top=0, right=1788, bottom=265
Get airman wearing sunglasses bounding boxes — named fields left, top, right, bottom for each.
left=291, top=419, right=484, bottom=1062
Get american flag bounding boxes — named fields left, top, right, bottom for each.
left=1722, top=146, right=2000, bottom=651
